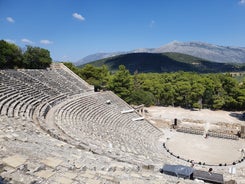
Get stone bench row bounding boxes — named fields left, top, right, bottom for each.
left=1, top=71, right=59, bottom=97
left=55, top=69, right=90, bottom=91
left=0, top=80, right=50, bottom=119
left=208, top=132, right=239, bottom=140
left=0, top=67, right=93, bottom=119
left=21, top=70, right=76, bottom=95
left=56, top=92, right=161, bottom=140
left=0, top=115, right=177, bottom=184
left=23, top=69, right=90, bottom=94
left=1, top=69, right=91, bottom=97
left=177, top=127, right=239, bottom=140
left=53, top=92, right=164, bottom=164
left=177, top=127, right=204, bottom=135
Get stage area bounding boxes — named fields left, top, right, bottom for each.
left=165, top=131, right=244, bottom=165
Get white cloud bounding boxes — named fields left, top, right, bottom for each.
left=239, top=0, right=245, bottom=4
left=40, top=39, right=53, bottom=44
left=72, top=13, right=85, bottom=21
left=21, top=38, right=34, bottom=44
left=4, top=39, right=15, bottom=44
left=6, top=17, right=15, bottom=23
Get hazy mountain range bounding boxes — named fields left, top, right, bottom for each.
left=75, top=41, right=245, bottom=65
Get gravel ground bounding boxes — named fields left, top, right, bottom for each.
left=145, top=106, right=244, bottom=125
left=145, top=106, right=245, bottom=167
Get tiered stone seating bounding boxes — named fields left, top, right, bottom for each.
left=52, top=91, right=165, bottom=166
left=1, top=115, right=192, bottom=184
left=0, top=64, right=198, bottom=182
left=0, top=64, right=167, bottom=168
left=23, top=69, right=75, bottom=95
left=0, top=64, right=92, bottom=119
left=55, top=69, right=91, bottom=92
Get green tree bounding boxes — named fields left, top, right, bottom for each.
left=99, top=65, right=110, bottom=90
left=202, top=76, right=216, bottom=108
left=23, top=46, right=52, bottom=68
left=129, top=89, right=155, bottom=107
left=79, top=64, right=110, bottom=91
left=139, top=73, right=163, bottom=104
left=161, top=82, right=175, bottom=106
left=63, top=62, right=80, bottom=74
left=61, top=63, right=245, bottom=110
left=212, top=95, right=225, bottom=109
left=133, top=70, right=141, bottom=90
left=219, top=74, right=240, bottom=110
left=174, top=81, right=192, bottom=107
left=190, top=81, right=205, bottom=109
left=0, top=40, right=23, bottom=69
left=80, top=64, right=101, bottom=85
left=108, top=65, right=133, bottom=102
left=236, top=89, right=245, bottom=110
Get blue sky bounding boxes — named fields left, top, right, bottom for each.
left=1, top=0, right=245, bottom=62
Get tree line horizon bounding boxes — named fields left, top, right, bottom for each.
left=0, top=40, right=52, bottom=69
left=0, top=40, right=244, bottom=111
left=64, top=63, right=245, bottom=111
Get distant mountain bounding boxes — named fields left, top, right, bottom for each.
left=75, top=41, right=245, bottom=65
left=154, top=41, right=245, bottom=63
left=80, top=52, right=245, bottom=74
left=76, top=52, right=126, bottom=66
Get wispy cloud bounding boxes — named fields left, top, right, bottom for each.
left=21, top=38, right=34, bottom=44
left=6, top=17, right=15, bottom=23
left=72, top=13, right=85, bottom=21
left=239, top=0, right=245, bottom=4
left=40, top=39, right=53, bottom=45
left=4, top=39, right=16, bottom=44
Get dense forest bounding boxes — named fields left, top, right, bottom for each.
left=0, top=40, right=52, bottom=69
left=65, top=62, right=245, bottom=111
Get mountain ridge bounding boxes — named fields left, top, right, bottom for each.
left=80, top=52, right=245, bottom=74
left=75, top=41, right=245, bottom=65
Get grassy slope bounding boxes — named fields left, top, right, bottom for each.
left=79, top=52, right=245, bottom=74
